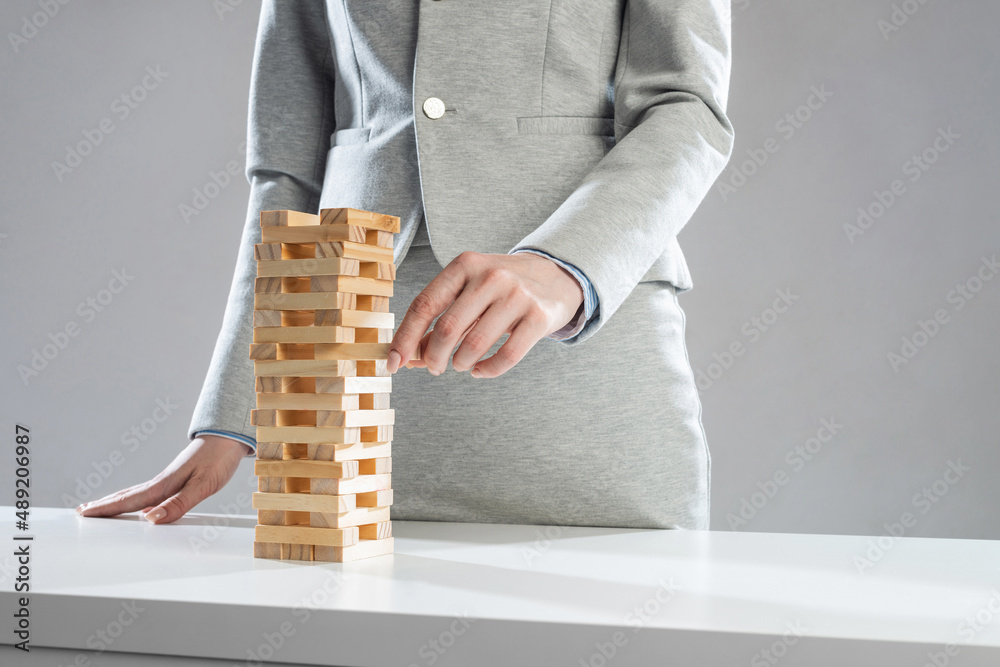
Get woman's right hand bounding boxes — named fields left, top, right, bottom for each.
left=76, top=434, right=252, bottom=524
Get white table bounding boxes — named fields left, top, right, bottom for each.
left=1, top=506, right=999, bottom=666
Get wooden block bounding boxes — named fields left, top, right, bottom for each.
left=354, top=328, right=393, bottom=344
left=311, top=441, right=391, bottom=462
left=358, top=261, right=396, bottom=280
left=365, top=229, right=394, bottom=249
left=359, top=457, right=392, bottom=475
left=320, top=207, right=401, bottom=233
left=249, top=343, right=278, bottom=361
left=254, top=326, right=355, bottom=344
left=314, top=343, right=390, bottom=361
left=256, top=509, right=288, bottom=525
left=255, top=376, right=283, bottom=392
left=312, top=473, right=391, bottom=496
left=310, top=275, right=393, bottom=297
left=254, top=277, right=282, bottom=294
left=252, top=491, right=356, bottom=513
left=313, top=537, right=394, bottom=562
left=253, top=310, right=282, bottom=327
left=359, top=521, right=392, bottom=540
left=254, top=292, right=355, bottom=311
left=356, top=489, right=394, bottom=507
left=357, top=359, right=390, bottom=377
left=315, top=409, right=394, bottom=428
left=250, top=409, right=274, bottom=426
left=360, top=393, right=391, bottom=410
left=254, top=425, right=361, bottom=445
left=254, top=459, right=359, bottom=479
left=254, top=243, right=282, bottom=260
left=256, top=255, right=360, bottom=278
left=262, top=225, right=366, bottom=244
left=257, top=392, right=359, bottom=411
left=253, top=541, right=281, bottom=559
left=255, top=524, right=360, bottom=548
left=320, top=310, right=393, bottom=329
left=254, top=359, right=358, bottom=378
left=361, top=425, right=393, bottom=442
left=258, top=476, right=285, bottom=493
left=260, top=210, right=320, bottom=228
left=310, top=506, right=390, bottom=529
left=356, top=295, right=391, bottom=312
left=281, top=543, right=314, bottom=561
left=315, top=376, right=392, bottom=394
left=255, top=442, right=283, bottom=460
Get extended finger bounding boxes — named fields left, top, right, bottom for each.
left=422, top=283, right=498, bottom=375
left=472, top=314, right=549, bottom=378
left=76, top=478, right=174, bottom=518
left=451, top=304, right=518, bottom=373
left=388, top=255, right=472, bottom=373
left=144, top=477, right=207, bottom=524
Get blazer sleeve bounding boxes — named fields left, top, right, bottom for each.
left=187, top=0, right=336, bottom=444
left=508, top=0, right=735, bottom=345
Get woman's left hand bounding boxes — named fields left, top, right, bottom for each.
left=388, top=251, right=584, bottom=378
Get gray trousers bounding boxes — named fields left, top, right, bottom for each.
left=390, top=225, right=710, bottom=530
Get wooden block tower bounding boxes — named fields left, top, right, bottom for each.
left=249, top=207, right=401, bottom=562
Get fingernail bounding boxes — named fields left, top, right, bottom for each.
left=145, top=507, right=166, bottom=524
left=76, top=504, right=88, bottom=515
left=471, top=368, right=482, bottom=378
left=387, top=350, right=401, bottom=374
left=429, top=368, right=440, bottom=376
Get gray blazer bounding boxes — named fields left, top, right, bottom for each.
left=188, top=0, right=734, bottom=443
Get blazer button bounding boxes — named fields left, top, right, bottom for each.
left=422, top=97, right=446, bottom=119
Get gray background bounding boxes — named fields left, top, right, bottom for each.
left=1, top=0, right=997, bottom=539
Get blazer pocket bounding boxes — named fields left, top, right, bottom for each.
left=516, top=116, right=615, bottom=136
left=330, top=127, right=371, bottom=147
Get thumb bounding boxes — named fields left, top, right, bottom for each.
left=143, top=477, right=207, bottom=524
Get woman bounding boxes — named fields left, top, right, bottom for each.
left=78, top=0, right=734, bottom=530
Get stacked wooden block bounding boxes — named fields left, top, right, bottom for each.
left=249, top=207, right=401, bottom=562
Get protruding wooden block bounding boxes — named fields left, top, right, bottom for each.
left=320, top=207, right=401, bottom=233
left=313, top=537, right=394, bottom=563
left=254, top=459, right=359, bottom=479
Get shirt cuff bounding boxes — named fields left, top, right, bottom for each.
left=509, top=248, right=599, bottom=341
left=194, top=429, right=256, bottom=458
